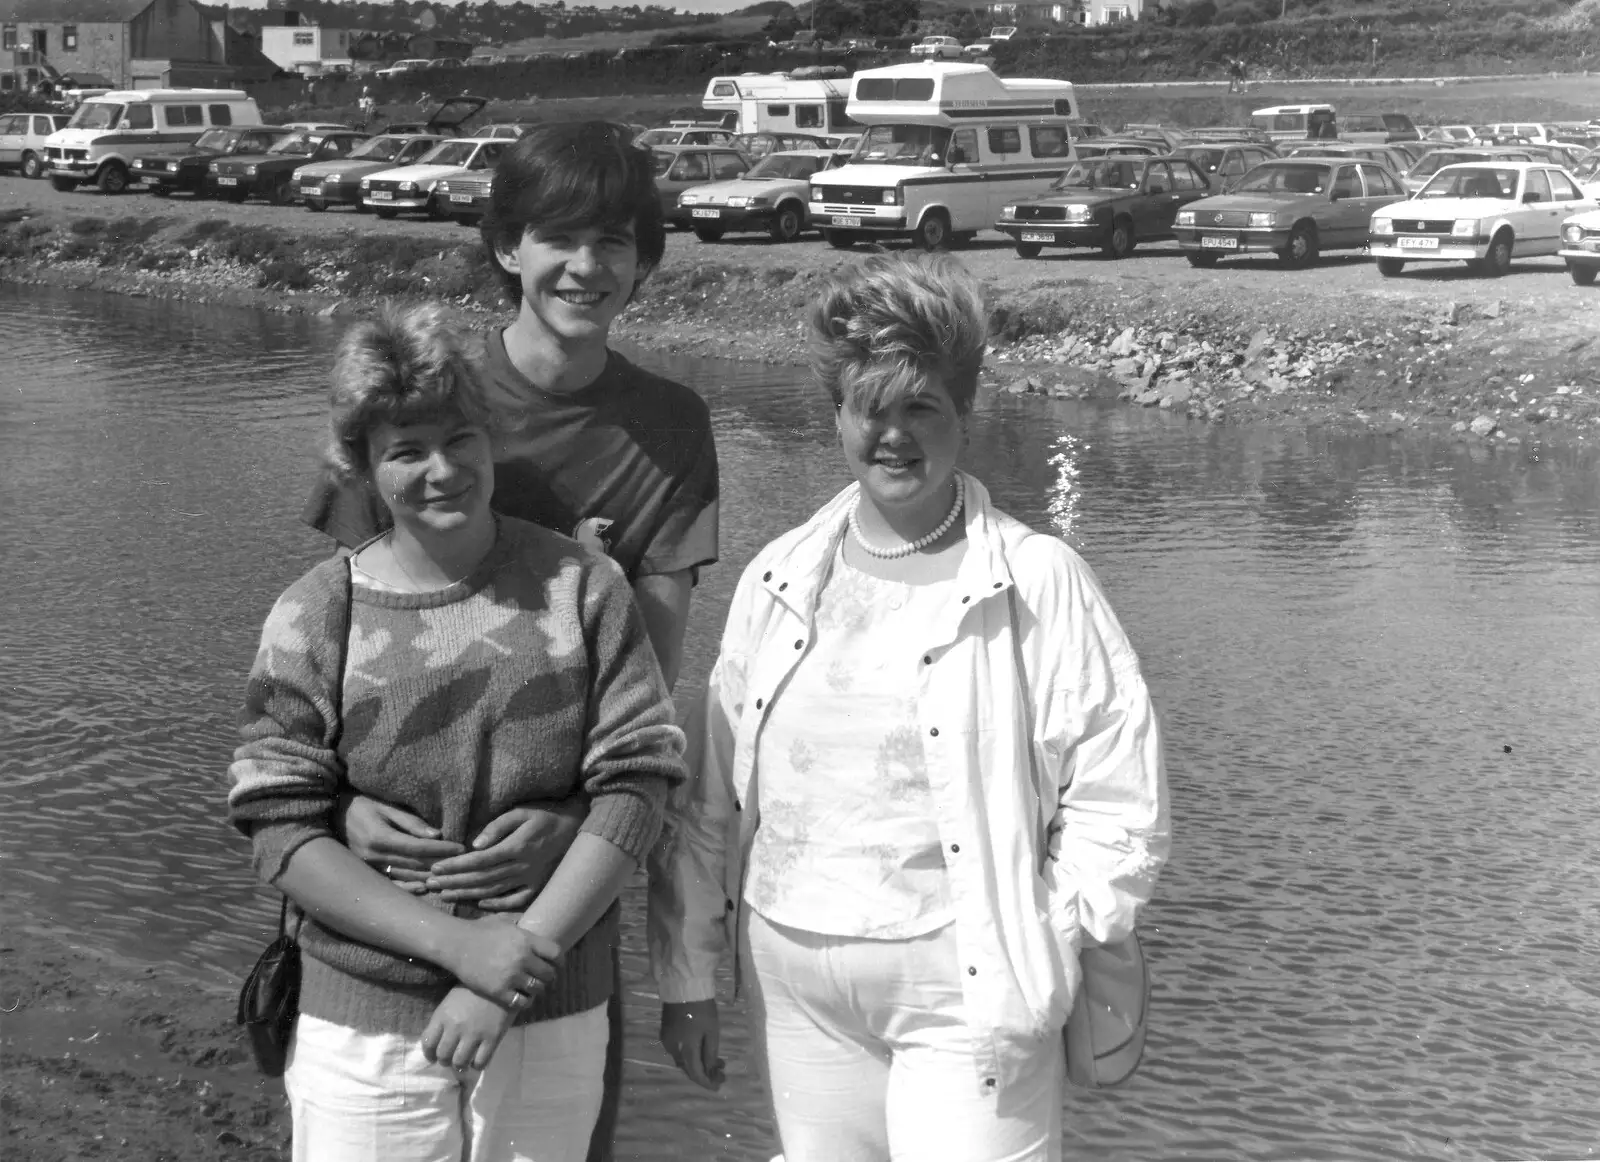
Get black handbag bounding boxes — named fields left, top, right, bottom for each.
left=236, top=895, right=304, bottom=1077
left=235, top=558, right=352, bottom=1077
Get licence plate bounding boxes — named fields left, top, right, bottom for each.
left=691, top=208, right=720, bottom=219
left=1020, top=231, right=1055, bottom=243
left=1398, top=235, right=1440, bottom=249
left=449, top=193, right=472, bottom=203
left=216, top=176, right=237, bottom=186
left=371, top=190, right=392, bottom=201
left=831, top=215, right=862, bottom=227
left=1200, top=234, right=1239, bottom=249
left=300, top=184, right=319, bottom=195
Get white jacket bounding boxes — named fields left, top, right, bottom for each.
left=648, top=473, right=1169, bottom=1095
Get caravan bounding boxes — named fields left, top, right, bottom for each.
left=809, top=62, right=1078, bottom=250
left=701, top=71, right=859, bottom=138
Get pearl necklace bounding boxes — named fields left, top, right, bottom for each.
left=849, top=478, right=964, bottom=559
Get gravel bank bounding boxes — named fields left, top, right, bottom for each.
left=3, top=174, right=1597, bottom=445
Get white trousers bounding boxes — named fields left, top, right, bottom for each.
left=283, top=1006, right=608, bottom=1162
left=746, top=912, right=1065, bottom=1162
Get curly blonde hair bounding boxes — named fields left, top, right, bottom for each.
left=807, top=253, right=987, bottom=417
left=325, top=303, right=499, bottom=480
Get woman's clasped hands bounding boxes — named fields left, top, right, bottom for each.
left=423, top=919, right=560, bottom=1073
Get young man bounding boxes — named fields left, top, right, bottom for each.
left=300, top=121, right=719, bottom=1162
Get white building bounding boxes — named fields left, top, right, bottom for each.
left=988, top=0, right=1142, bottom=25
left=259, top=22, right=352, bottom=72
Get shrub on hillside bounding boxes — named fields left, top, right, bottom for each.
left=1215, top=0, right=1276, bottom=24
left=1549, top=0, right=1600, bottom=29
left=1174, top=0, right=1219, bottom=26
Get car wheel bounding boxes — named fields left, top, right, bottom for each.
left=97, top=163, right=129, bottom=195
left=1015, top=242, right=1043, bottom=259
left=914, top=210, right=951, bottom=251
left=270, top=175, right=295, bottom=206
left=375, top=207, right=398, bottom=220
left=1186, top=252, right=1220, bottom=268
left=356, top=202, right=372, bottom=214
left=692, top=225, right=724, bottom=242
left=768, top=203, right=803, bottom=243
left=1570, top=262, right=1599, bottom=286
left=1102, top=217, right=1135, bottom=259
left=1481, top=231, right=1512, bottom=278
left=824, top=229, right=858, bottom=250
left=305, top=197, right=327, bottom=213
left=1376, top=257, right=1406, bottom=277
left=20, top=152, right=41, bottom=180
left=1278, top=222, right=1319, bottom=269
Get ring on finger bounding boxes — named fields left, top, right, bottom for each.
left=509, top=992, right=528, bottom=1009
left=384, top=864, right=393, bottom=876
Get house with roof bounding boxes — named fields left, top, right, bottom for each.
left=0, top=0, right=236, bottom=93
left=988, top=0, right=1143, bottom=25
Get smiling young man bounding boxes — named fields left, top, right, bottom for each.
left=300, top=122, right=719, bottom=1162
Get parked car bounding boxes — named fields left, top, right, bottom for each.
left=1558, top=207, right=1600, bottom=285
left=909, top=35, right=963, bottom=60
left=1337, top=112, right=1420, bottom=143
left=1119, top=124, right=1190, bottom=151
left=1482, top=122, right=1550, bottom=144
left=678, top=148, right=851, bottom=242
left=208, top=128, right=368, bottom=204
left=1400, top=146, right=1536, bottom=193
left=130, top=125, right=293, bottom=196
left=1173, top=158, right=1409, bottom=268
left=475, top=122, right=538, bottom=140
left=996, top=154, right=1214, bottom=258
left=360, top=136, right=508, bottom=219
left=650, top=144, right=751, bottom=225
left=1368, top=162, right=1597, bottom=278
left=1169, top=142, right=1277, bottom=193
left=1525, top=142, right=1587, bottom=170
left=0, top=112, right=70, bottom=178
left=1387, top=140, right=1437, bottom=168
left=280, top=121, right=352, bottom=132
left=377, top=95, right=488, bottom=138
left=1423, top=124, right=1477, bottom=143
left=732, top=131, right=831, bottom=159
left=294, top=133, right=445, bottom=211
left=636, top=126, right=737, bottom=148
left=375, top=59, right=433, bottom=80
left=1185, top=126, right=1277, bottom=147
left=1282, top=141, right=1413, bottom=178
left=1074, top=139, right=1163, bottom=159
left=962, top=38, right=998, bottom=59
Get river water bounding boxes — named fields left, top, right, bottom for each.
left=3, top=283, right=1598, bottom=1161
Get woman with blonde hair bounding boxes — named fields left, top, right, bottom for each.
left=229, top=304, right=685, bottom=1161
left=654, top=253, right=1170, bottom=1161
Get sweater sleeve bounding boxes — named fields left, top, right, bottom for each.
left=226, top=567, right=348, bottom=884
left=577, top=553, right=688, bottom=863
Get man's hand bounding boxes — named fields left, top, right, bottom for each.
left=661, top=1000, right=724, bottom=1091
left=336, top=792, right=462, bottom=892
left=426, top=799, right=588, bottom=911
left=422, top=986, right=516, bottom=1072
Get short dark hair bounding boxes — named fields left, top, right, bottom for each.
left=480, top=120, right=667, bottom=305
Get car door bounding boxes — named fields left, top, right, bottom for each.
left=0, top=116, right=21, bottom=166
left=1135, top=161, right=1178, bottom=236
left=1516, top=168, right=1559, bottom=252
left=1165, top=161, right=1210, bottom=234
left=1328, top=164, right=1366, bottom=248
left=1546, top=169, right=1594, bottom=236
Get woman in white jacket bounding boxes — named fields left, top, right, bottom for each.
left=651, top=253, right=1170, bottom=1162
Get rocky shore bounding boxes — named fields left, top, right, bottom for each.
left=2, top=182, right=1598, bottom=447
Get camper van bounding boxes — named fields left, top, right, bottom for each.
left=701, top=72, right=860, bottom=137
left=44, top=88, right=263, bottom=193
left=1249, top=104, right=1337, bottom=144
left=808, top=62, right=1078, bottom=250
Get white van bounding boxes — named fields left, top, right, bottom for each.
left=1249, top=103, right=1337, bottom=143
left=808, top=62, right=1077, bottom=250
left=44, top=88, right=263, bottom=193
left=701, top=72, right=858, bottom=137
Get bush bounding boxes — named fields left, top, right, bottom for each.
left=1176, top=0, right=1219, bottom=26
left=257, top=258, right=314, bottom=289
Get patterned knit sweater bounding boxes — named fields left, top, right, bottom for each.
left=228, top=517, right=686, bottom=1036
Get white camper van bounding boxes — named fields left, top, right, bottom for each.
left=809, top=62, right=1078, bottom=250
left=701, top=71, right=860, bottom=137
left=44, top=88, right=263, bottom=193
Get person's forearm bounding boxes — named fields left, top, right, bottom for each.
left=515, top=832, right=637, bottom=955
left=633, top=571, right=692, bottom=692
left=274, top=835, right=469, bottom=973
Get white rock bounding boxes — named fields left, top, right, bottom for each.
left=1469, top=414, right=1497, bottom=437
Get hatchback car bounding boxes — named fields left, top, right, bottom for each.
left=131, top=125, right=293, bottom=196
left=635, top=126, right=738, bottom=148
left=1337, top=112, right=1420, bottom=143
left=651, top=144, right=751, bottom=225
left=731, top=131, right=831, bottom=160
left=1399, top=146, right=1536, bottom=193
left=361, top=136, right=507, bottom=218
left=996, top=155, right=1214, bottom=258
left=1558, top=207, right=1600, bottom=285
left=0, top=112, right=70, bottom=178
left=1173, top=158, right=1409, bottom=268
left=209, top=129, right=368, bottom=204
left=1369, top=162, right=1597, bottom=277
left=1169, top=142, right=1277, bottom=193
left=294, top=133, right=445, bottom=211
left=909, top=35, right=963, bottom=59
left=1282, top=141, right=1414, bottom=178
left=679, top=149, right=851, bottom=242
left=1074, top=139, right=1163, bottom=160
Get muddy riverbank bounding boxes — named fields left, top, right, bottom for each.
left=2, top=175, right=1597, bottom=445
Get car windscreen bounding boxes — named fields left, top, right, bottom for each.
left=1180, top=148, right=1225, bottom=172
left=746, top=154, right=824, bottom=180
left=1051, top=159, right=1145, bottom=190
left=1417, top=166, right=1518, bottom=199
left=192, top=128, right=232, bottom=151
left=268, top=132, right=318, bottom=156
left=67, top=102, right=124, bottom=131
left=418, top=140, right=476, bottom=166
left=1232, top=163, right=1332, bottom=195
left=1410, top=151, right=1478, bottom=178
left=1577, top=155, right=1600, bottom=179
left=348, top=136, right=409, bottom=161
left=852, top=124, right=952, bottom=167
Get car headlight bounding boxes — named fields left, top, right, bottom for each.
left=244, top=165, right=257, bottom=176
left=436, top=181, right=450, bottom=194
left=1063, top=204, right=1090, bottom=221
left=726, top=196, right=749, bottom=208
left=681, top=193, right=700, bottom=205
left=1452, top=219, right=1477, bottom=236
left=810, top=186, right=823, bottom=202
left=1565, top=224, right=1585, bottom=243
left=881, top=188, right=899, bottom=205
left=1176, top=209, right=1195, bottom=225
left=166, top=161, right=179, bottom=173
left=1372, top=217, right=1394, bottom=235
left=1248, top=212, right=1275, bottom=228
left=323, top=173, right=340, bottom=184
left=399, top=181, right=415, bottom=192
left=208, top=162, right=219, bottom=173
left=360, top=177, right=371, bottom=188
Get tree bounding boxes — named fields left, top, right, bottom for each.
left=858, top=0, right=919, bottom=36
left=951, top=8, right=983, bottom=39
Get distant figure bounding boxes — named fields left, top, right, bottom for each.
left=358, top=85, right=375, bottom=127
left=418, top=89, right=432, bottom=109
left=1227, top=58, right=1246, bottom=93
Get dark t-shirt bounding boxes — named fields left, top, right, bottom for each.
left=302, top=329, right=719, bottom=584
